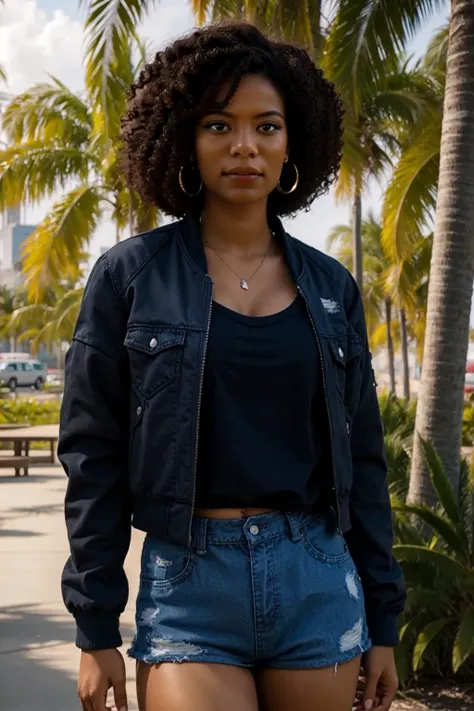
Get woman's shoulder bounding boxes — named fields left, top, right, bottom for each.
left=101, top=219, right=183, bottom=294
left=285, top=231, right=356, bottom=295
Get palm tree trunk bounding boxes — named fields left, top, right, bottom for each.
left=409, top=0, right=474, bottom=506
left=352, top=191, right=363, bottom=291
left=400, top=308, right=410, bottom=400
left=385, top=300, right=396, bottom=394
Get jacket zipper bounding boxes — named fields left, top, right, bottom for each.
left=297, top=284, right=342, bottom=534
left=188, top=282, right=213, bottom=545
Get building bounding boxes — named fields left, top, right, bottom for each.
left=0, top=207, right=36, bottom=288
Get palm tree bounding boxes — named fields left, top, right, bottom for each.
left=322, top=0, right=445, bottom=290
left=8, top=286, right=84, bottom=359
left=0, top=42, right=158, bottom=303
left=408, top=1, right=474, bottom=506
left=327, top=213, right=398, bottom=393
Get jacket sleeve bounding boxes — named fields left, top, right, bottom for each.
left=59, top=254, right=131, bottom=650
left=343, top=276, right=406, bottom=647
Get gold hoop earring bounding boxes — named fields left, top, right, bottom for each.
left=277, top=163, right=299, bottom=195
left=179, top=165, right=202, bottom=197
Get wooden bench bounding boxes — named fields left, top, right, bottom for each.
left=0, top=456, right=30, bottom=476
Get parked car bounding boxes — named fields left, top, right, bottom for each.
left=0, top=359, right=48, bottom=391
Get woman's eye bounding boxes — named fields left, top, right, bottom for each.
left=259, top=122, right=282, bottom=133
left=205, top=122, right=228, bottom=132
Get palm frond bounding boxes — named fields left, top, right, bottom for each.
left=21, top=185, right=102, bottom=302
left=192, top=0, right=213, bottom=24
left=83, top=0, right=150, bottom=142
left=413, top=618, right=453, bottom=671
left=0, top=143, right=97, bottom=210
left=2, top=78, right=91, bottom=145
left=394, top=504, right=469, bottom=562
left=453, top=606, right=474, bottom=673
left=423, top=22, right=449, bottom=83
left=382, top=117, right=441, bottom=262
left=393, top=545, right=468, bottom=580
left=323, top=0, right=445, bottom=110
left=419, top=436, right=461, bottom=526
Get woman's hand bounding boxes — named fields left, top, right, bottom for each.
left=78, top=649, right=128, bottom=711
left=355, top=646, right=399, bottom=711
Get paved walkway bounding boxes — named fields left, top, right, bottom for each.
left=0, top=463, right=144, bottom=711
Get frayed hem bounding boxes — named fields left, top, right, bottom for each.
left=127, top=648, right=252, bottom=668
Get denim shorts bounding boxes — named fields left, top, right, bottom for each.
left=127, top=510, right=371, bottom=668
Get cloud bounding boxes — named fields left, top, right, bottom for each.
left=0, top=0, right=84, bottom=94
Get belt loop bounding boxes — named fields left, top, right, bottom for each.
left=194, top=517, right=208, bottom=555
left=285, top=512, right=303, bottom=542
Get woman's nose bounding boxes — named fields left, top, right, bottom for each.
left=230, top=128, right=258, bottom=158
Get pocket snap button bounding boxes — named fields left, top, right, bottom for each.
left=249, top=525, right=259, bottom=535
left=338, top=347, right=344, bottom=358
left=137, top=406, right=143, bottom=417
left=149, top=337, right=157, bottom=349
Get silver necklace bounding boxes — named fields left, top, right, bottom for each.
left=203, top=233, right=274, bottom=291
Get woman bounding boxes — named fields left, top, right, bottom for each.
left=59, top=21, right=406, bottom=711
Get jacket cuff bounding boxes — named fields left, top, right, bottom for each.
left=74, top=612, right=122, bottom=650
left=366, top=611, right=400, bottom=647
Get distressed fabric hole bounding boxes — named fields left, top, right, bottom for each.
left=139, top=607, right=160, bottom=626
left=339, top=617, right=363, bottom=653
left=345, top=571, right=360, bottom=600
left=156, top=555, right=172, bottom=568
left=146, top=637, right=204, bottom=662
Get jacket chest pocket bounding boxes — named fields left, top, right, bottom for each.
left=124, top=327, right=185, bottom=399
left=325, top=332, right=363, bottom=416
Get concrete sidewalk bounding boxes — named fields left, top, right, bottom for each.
left=0, top=464, right=144, bottom=711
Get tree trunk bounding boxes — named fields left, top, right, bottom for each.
left=400, top=308, right=410, bottom=400
left=409, top=0, right=474, bottom=506
left=352, top=191, right=363, bottom=291
left=385, top=300, right=396, bottom=394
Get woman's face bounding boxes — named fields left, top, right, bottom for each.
left=195, top=73, right=288, bottom=206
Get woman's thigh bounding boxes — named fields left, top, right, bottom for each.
left=136, top=661, right=259, bottom=711
left=256, top=656, right=361, bottom=711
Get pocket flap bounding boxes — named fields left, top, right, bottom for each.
left=124, top=328, right=185, bottom=355
left=327, top=334, right=362, bottom=367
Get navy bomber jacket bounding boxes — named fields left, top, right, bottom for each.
left=59, top=214, right=406, bottom=650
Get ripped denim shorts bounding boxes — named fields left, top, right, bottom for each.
left=127, top=510, right=371, bottom=669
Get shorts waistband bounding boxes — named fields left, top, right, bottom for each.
left=190, top=510, right=319, bottom=554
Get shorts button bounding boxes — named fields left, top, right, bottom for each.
left=136, top=406, right=142, bottom=416
left=249, top=525, right=259, bottom=535
left=338, top=347, right=344, bottom=358
left=149, top=337, right=157, bottom=349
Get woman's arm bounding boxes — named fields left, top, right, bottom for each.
left=59, top=253, right=131, bottom=650
left=343, top=276, right=406, bottom=648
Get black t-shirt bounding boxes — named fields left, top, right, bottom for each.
left=195, top=295, right=330, bottom=510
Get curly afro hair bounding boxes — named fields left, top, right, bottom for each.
left=120, top=21, right=344, bottom=218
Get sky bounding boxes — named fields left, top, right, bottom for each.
left=0, top=0, right=450, bottom=264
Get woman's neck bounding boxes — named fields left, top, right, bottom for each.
left=200, top=200, right=274, bottom=257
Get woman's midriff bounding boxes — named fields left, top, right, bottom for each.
left=194, top=507, right=276, bottom=519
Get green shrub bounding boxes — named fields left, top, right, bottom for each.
left=0, top=397, right=60, bottom=425
left=393, top=439, right=474, bottom=682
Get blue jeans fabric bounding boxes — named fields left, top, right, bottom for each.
left=127, top=511, right=371, bottom=668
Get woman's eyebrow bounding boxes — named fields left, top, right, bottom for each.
left=205, top=109, right=285, bottom=120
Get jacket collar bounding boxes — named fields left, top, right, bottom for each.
left=178, top=213, right=304, bottom=284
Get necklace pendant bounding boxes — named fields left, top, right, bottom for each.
left=240, top=280, right=249, bottom=290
